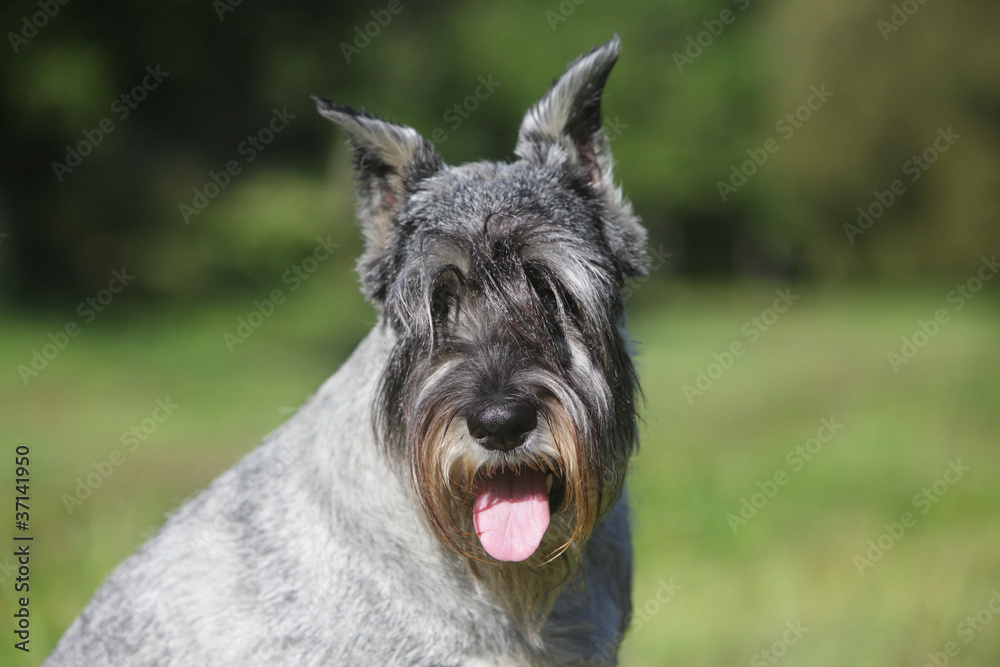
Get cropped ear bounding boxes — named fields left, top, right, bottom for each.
left=515, top=36, right=648, bottom=278
left=314, top=97, right=443, bottom=301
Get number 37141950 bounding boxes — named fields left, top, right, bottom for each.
left=15, top=444, right=30, bottom=517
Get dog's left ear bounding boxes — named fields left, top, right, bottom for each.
left=516, top=35, right=648, bottom=278
left=314, top=97, right=443, bottom=302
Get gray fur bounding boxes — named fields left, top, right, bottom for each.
left=46, top=36, right=645, bottom=667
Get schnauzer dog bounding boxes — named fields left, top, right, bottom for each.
left=47, top=35, right=648, bottom=666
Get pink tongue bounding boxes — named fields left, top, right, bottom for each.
left=473, top=469, right=551, bottom=562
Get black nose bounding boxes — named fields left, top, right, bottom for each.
left=467, top=400, right=538, bottom=453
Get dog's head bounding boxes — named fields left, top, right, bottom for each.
left=316, top=35, right=646, bottom=601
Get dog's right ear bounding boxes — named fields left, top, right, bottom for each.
left=314, top=97, right=443, bottom=302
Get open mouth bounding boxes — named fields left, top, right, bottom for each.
left=472, top=466, right=564, bottom=562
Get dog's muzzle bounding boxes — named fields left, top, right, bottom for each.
left=465, top=399, right=557, bottom=563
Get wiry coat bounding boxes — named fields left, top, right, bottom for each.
left=46, top=36, right=647, bottom=667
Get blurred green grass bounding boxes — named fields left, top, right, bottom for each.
left=1, top=279, right=997, bottom=666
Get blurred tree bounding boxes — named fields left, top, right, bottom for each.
left=0, top=0, right=996, bottom=306
left=755, top=0, right=1000, bottom=278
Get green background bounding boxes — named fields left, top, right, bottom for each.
left=1, top=0, right=997, bottom=664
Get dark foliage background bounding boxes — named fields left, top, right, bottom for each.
left=2, top=0, right=996, bottom=306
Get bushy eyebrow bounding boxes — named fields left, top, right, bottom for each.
left=408, top=214, right=619, bottom=325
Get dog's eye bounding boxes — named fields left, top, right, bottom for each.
left=431, top=267, right=463, bottom=324
left=525, top=266, right=559, bottom=317
left=431, top=284, right=453, bottom=321
left=535, top=281, right=558, bottom=315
